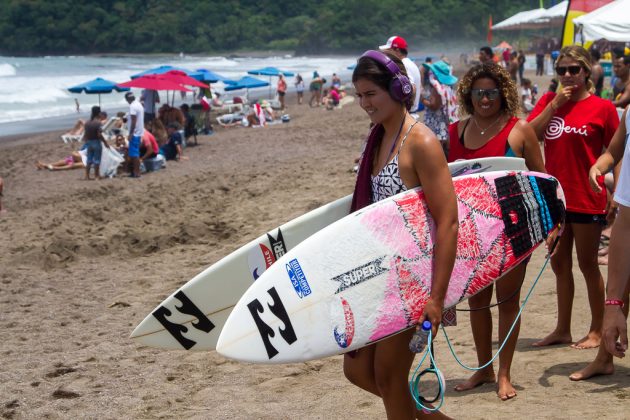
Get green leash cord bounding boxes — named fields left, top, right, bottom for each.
left=409, top=242, right=558, bottom=412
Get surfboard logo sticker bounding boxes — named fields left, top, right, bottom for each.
left=286, top=258, right=311, bottom=298
left=333, top=297, right=355, bottom=348
left=152, top=291, right=216, bottom=350
left=247, top=287, right=297, bottom=359
left=331, top=257, right=389, bottom=293
left=247, top=229, right=287, bottom=281
left=267, top=229, right=287, bottom=260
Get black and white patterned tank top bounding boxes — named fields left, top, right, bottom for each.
left=371, top=121, right=418, bottom=203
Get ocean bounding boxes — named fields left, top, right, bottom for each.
left=0, top=54, right=356, bottom=136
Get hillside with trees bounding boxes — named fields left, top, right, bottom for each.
left=0, top=0, right=542, bottom=56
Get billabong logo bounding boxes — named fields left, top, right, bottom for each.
left=333, top=297, right=355, bottom=348
left=286, top=258, right=311, bottom=298
left=331, top=257, right=389, bottom=293
left=152, top=291, right=216, bottom=350
left=247, top=287, right=297, bottom=359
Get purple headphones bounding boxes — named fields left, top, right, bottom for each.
left=360, top=50, right=413, bottom=104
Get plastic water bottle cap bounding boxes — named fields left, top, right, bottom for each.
left=421, top=320, right=432, bottom=331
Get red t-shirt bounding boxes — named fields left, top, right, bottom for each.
left=527, top=92, right=619, bottom=213
left=142, top=130, right=159, bottom=155
left=448, top=117, right=519, bottom=161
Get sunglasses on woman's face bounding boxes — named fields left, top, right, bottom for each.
left=555, top=65, right=582, bottom=76
left=471, top=88, right=500, bottom=101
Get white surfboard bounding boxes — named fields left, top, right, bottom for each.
left=131, top=157, right=527, bottom=351
left=216, top=171, right=565, bottom=363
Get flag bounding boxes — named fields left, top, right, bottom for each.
left=561, top=0, right=614, bottom=47
left=487, top=15, right=492, bottom=45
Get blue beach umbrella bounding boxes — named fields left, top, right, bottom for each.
left=247, top=67, right=295, bottom=77
left=195, top=69, right=229, bottom=83
left=223, top=76, right=270, bottom=100
left=247, top=67, right=295, bottom=98
left=131, top=65, right=203, bottom=80
left=68, top=77, right=130, bottom=107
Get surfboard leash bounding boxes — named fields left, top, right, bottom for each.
left=409, top=231, right=560, bottom=410
left=441, top=247, right=553, bottom=372
left=409, top=332, right=445, bottom=413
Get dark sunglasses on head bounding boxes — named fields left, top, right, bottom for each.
left=555, top=65, right=582, bottom=76
left=471, top=88, right=500, bottom=101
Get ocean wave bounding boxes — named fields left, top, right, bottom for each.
left=0, top=63, right=17, bottom=77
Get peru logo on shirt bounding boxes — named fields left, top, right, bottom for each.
left=545, top=117, right=588, bottom=140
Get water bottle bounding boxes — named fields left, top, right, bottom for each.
left=409, top=320, right=432, bottom=353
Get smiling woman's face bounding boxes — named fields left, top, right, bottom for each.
left=470, top=77, right=502, bottom=118
left=354, top=78, right=400, bottom=124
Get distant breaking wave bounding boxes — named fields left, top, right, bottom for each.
left=0, top=63, right=17, bottom=77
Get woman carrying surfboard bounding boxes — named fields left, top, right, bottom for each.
left=527, top=46, right=619, bottom=351
left=346, top=50, right=458, bottom=419
left=447, top=62, right=546, bottom=401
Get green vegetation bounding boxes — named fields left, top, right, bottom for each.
left=0, top=0, right=540, bottom=56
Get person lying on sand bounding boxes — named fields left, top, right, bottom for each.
left=35, top=151, right=84, bottom=171
left=0, top=176, right=4, bottom=213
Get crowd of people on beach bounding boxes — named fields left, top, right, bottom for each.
left=346, top=34, right=629, bottom=419
left=37, top=90, right=202, bottom=179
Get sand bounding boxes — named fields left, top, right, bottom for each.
left=1, top=90, right=628, bottom=420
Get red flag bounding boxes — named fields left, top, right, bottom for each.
left=487, top=15, right=493, bottom=45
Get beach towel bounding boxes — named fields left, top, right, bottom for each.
left=428, top=73, right=458, bottom=124
left=200, top=96, right=211, bottom=111
left=253, top=103, right=266, bottom=127
left=350, top=124, right=383, bottom=212
left=79, top=146, right=124, bottom=178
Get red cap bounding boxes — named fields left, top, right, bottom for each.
left=379, top=36, right=408, bottom=51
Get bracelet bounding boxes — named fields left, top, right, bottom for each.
left=605, top=299, right=624, bottom=308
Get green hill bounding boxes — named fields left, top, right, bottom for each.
left=0, top=0, right=545, bottom=56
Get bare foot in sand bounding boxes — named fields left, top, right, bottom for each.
left=497, top=375, right=517, bottom=400
left=532, top=331, right=573, bottom=347
left=571, top=332, right=601, bottom=349
left=454, top=369, right=495, bottom=392
left=418, top=406, right=453, bottom=419
left=569, top=358, right=614, bottom=381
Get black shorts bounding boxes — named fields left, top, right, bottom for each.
left=278, top=91, right=285, bottom=97
left=565, top=211, right=606, bottom=225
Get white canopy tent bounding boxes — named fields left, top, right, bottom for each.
left=492, top=8, right=547, bottom=30
left=531, top=1, right=568, bottom=24
left=573, top=0, right=630, bottom=42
